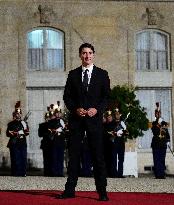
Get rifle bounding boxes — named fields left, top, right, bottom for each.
left=23, top=111, right=31, bottom=122
left=108, top=112, right=130, bottom=137
left=168, top=144, right=174, bottom=157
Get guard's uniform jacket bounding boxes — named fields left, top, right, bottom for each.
left=151, top=120, right=170, bottom=149
left=6, top=119, right=29, bottom=176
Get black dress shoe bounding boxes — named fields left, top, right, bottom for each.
left=98, top=193, right=109, bottom=201
left=155, top=176, right=166, bottom=179
left=116, top=175, right=125, bottom=178
left=56, top=192, right=75, bottom=199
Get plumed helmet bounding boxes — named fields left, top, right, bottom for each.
left=54, top=101, right=62, bottom=113
left=13, top=101, right=22, bottom=115
left=105, top=110, right=112, bottom=117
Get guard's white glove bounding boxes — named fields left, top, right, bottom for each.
left=167, top=142, right=170, bottom=146
left=56, top=127, right=62, bottom=133
left=117, top=129, right=123, bottom=137
left=158, top=118, right=163, bottom=124
left=18, top=130, right=24, bottom=135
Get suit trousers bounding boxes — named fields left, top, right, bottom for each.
left=152, top=148, right=167, bottom=177
left=65, top=116, right=107, bottom=194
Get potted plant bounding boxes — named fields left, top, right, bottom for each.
left=109, top=85, right=149, bottom=177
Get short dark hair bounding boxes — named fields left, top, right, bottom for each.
left=79, top=43, right=95, bottom=54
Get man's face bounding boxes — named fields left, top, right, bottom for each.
left=55, top=112, right=62, bottom=118
left=14, top=113, right=21, bottom=120
left=155, top=112, right=161, bottom=119
left=107, top=115, right=113, bottom=122
left=115, top=113, right=121, bottom=121
left=79, top=47, right=94, bottom=67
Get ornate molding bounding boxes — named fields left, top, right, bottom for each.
left=36, top=5, right=56, bottom=24
left=142, top=8, right=164, bottom=26
left=146, top=8, right=158, bottom=25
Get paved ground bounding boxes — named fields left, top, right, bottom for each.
left=0, top=175, right=173, bottom=193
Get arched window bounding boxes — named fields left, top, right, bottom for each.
left=136, top=30, right=170, bottom=71
left=27, top=28, right=64, bottom=71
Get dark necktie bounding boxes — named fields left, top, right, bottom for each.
left=83, top=69, right=89, bottom=90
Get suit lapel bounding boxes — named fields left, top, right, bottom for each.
left=88, top=66, right=98, bottom=93
left=76, top=66, right=83, bottom=85
left=76, top=66, right=84, bottom=94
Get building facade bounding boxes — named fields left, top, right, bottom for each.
left=0, top=0, right=174, bottom=174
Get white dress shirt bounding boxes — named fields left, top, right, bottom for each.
left=82, top=64, right=93, bottom=85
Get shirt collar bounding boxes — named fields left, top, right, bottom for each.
left=82, top=64, right=94, bottom=72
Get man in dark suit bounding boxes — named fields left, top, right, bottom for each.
left=57, top=43, right=110, bottom=201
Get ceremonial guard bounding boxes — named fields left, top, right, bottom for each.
left=103, top=110, right=115, bottom=177
left=151, top=103, right=170, bottom=179
left=6, top=101, right=29, bottom=176
left=109, top=108, right=128, bottom=178
left=38, top=110, right=51, bottom=176
left=47, top=102, right=65, bottom=177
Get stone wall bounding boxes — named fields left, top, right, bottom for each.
left=0, top=0, right=174, bottom=174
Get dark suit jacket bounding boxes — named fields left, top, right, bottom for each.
left=63, top=65, right=110, bottom=120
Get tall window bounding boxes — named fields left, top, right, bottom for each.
left=27, top=28, right=64, bottom=71
left=136, top=30, right=169, bottom=71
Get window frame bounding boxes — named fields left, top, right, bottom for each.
left=135, top=29, right=171, bottom=72
left=27, top=27, right=65, bottom=71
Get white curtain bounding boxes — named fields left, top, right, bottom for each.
left=152, top=32, right=167, bottom=70
left=136, top=32, right=149, bottom=70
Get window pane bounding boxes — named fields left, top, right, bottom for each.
left=136, top=51, right=150, bottom=70
left=28, top=30, right=43, bottom=48
left=47, top=30, right=63, bottom=49
left=136, top=32, right=149, bottom=50
left=151, top=32, right=168, bottom=70
left=136, top=32, right=150, bottom=70
left=152, top=32, right=166, bottom=50
left=47, top=49, right=64, bottom=69
left=28, top=48, right=44, bottom=70
left=157, top=51, right=167, bottom=70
